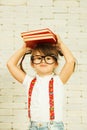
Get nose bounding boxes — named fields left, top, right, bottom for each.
left=41, top=58, right=45, bottom=63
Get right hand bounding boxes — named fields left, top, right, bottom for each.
left=22, top=43, right=32, bottom=53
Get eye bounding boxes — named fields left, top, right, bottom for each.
left=46, top=56, right=53, bottom=60
left=37, top=57, right=42, bottom=60
left=33, top=55, right=42, bottom=60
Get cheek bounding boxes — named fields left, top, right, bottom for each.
left=31, top=63, right=39, bottom=70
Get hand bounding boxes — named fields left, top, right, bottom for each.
left=56, top=34, right=63, bottom=56
left=22, top=42, right=26, bottom=48
left=22, top=43, right=32, bottom=53
left=56, top=34, right=63, bottom=44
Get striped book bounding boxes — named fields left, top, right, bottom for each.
left=21, top=28, right=57, bottom=48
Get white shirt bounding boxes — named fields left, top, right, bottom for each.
left=22, top=73, right=64, bottom=122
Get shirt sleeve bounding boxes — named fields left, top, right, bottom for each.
left=58, top=76, right=64, bottom=86
left=54, top=75, right=64, bottom=87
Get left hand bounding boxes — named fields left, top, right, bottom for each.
left=56, top=34, right=63, bottom=56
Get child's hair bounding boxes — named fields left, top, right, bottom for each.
left=32, top=43, right=59, bottom=57
left=19, top=42, right=63, bottom=73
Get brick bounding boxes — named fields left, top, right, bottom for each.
left=12, top=123, right=29, bottom=130
left=27, top=0, right=53, bottom=6
left=0, top=103, right=26, bottom=109
left=0, top=123, right=11, bottom=130
left=0, top=109, right=12, bottom=116
left=0, top=95, right=13, bottom=103
left=67, top=124, right=85, bottom=130
left=0, top=0, right=27, bottom=5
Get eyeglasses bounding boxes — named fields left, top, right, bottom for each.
left=31, top=55, right=57, bottom=64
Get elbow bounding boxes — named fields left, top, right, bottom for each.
left=7, top=60, right=11, bottom=70
left=68, top=56, right=76, bottom=64
left=73, top=58, right=76, bottom=72
left=6, top=60, right=13, bottom=70
left=66, top=57, right=76, bottom=73
left=69, top=58, right=76, bottom=72
left=70, top=57, right=76, bottom=64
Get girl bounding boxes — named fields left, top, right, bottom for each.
left=7, top=34, right=76, bottom=130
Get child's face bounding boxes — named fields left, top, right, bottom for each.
left=31, top=51, right=58, bottom=76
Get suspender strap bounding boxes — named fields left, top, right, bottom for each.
left=28, top=77, right=55, bottom=120
left=28, top=77, right=36, bottom=118
left=49, top=78, right=55, bottom=120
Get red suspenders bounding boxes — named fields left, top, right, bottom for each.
left=28, top=77, right=55, bottom=120
left=49, top=78, right=55, bottom=120
left=28, top=78, right=36, bottom=118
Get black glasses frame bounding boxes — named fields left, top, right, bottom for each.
left=31, top=55, right=58, bottom=64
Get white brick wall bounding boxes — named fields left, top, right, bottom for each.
left=0, top=0, right=87, bottom=130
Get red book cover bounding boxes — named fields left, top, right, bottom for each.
left=21, top=28, right=57, bottom=48
left=21, top=28, right=56, bottom=37
left=21, top=28, right=50, bottom=37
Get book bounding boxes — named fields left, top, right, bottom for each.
left=21, top=28, right=57, bottom=48
left=21, top=28, right=55, bottom=37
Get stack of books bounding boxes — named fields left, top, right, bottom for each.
left=21, top=28, right=57, bottom=48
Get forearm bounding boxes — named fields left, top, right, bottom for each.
left=7, top=48, right=27, bottom=66
left=7, top=47, right=29, bottom=83
left=59, top=41, right=75, bottom=63
left=57, top=35, right=75, bottom=63
left=56, top=35, right=76, bottom=84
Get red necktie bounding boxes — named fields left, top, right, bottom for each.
left=28, top=78, right=55, bottom=120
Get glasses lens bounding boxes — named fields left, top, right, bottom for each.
left=31, top=55, right=42, bottom=64
left=45, top=55, right=57, bottom=64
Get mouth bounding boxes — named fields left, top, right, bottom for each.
left=40, top=64, right=48, bottom=67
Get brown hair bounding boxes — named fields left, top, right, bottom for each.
left=19, top=43, right=63, bottom=73
left=32, top=43, right=58, bottom=57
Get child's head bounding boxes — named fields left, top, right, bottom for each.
left=30, top=43, right=59, bottom=76
left=19, top=43, right=62, bottom=75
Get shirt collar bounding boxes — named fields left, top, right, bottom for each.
left=35, top=73, right=55, bottom=80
